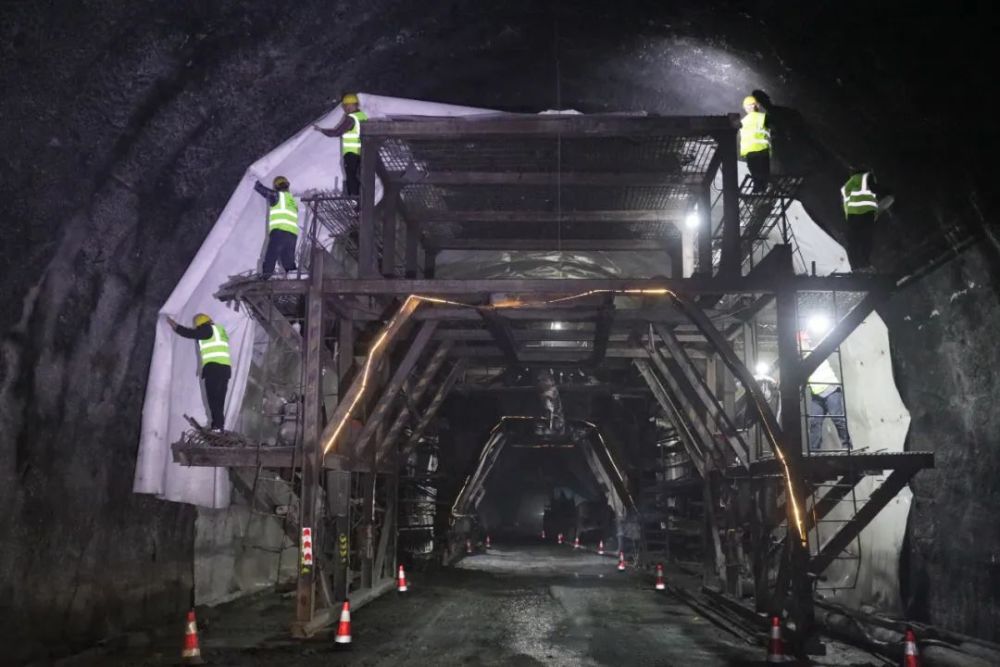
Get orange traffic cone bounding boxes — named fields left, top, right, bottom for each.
left=617, top=551, right=626, bottom=571
left=334, top=600, right=352, bottom=646
left=485, top=535, right=491, bottom=549
left=766, top=615, right=786, bottom=664
left=558, top=532, right=564, bottom=545
left=181, top=609, right=205, bottom=665
left=465, top=538, right=472, bottom=554
left=654, top=563, right=666, bottom=591
left=573, top=536, right=580, bottom=549
left=397, top=564, right=409, bottom=593
left=903, top=628, right=921, bottom=666
left=598, top=540, right=604, bottom=555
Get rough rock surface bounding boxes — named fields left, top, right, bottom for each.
left=0, top=0, right=996, bottom=658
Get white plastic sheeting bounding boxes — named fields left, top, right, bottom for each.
left=134, top=94, right=494, bottom=508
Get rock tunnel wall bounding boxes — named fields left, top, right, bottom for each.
left=1, top=1, right=996, bottom=657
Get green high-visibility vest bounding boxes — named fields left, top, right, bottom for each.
left=841, top=172, right=878, bottom=218
left=198, top=324, right=232, bottom=368
left=739, top=111, right=771, bottom=157
left=341, top=110, right=368, bottom=156
left=807, top=359, right=839, bottom=395
left=268, top=191, right=299, bottom=235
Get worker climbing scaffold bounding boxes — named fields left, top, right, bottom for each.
left=165, top=313, right=232, bottom=432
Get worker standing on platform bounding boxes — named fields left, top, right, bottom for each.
left=841, top=168, right=881, bottom=272
left=254, top=175, right=299, bottom=279
left=739, top=95, right=771, bottom=193
left=313, top=93, right=368, bottom=197
left=799, top=331, right=853, bottom=451
left=166, top=313, right=231, bottom=432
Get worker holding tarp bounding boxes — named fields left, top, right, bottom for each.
left=841, top=168, right=888, bottom=273
left=313, top=93, right=368, bottom=196
left=254, top=175, right=300, bottom=279
left=166, top=314, right=231, bottom=432
left=739, top=94, right=771, bottom=193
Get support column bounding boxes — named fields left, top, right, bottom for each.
left=293, top=248, right=326, bottom=636
left=774, top=252, right=816, bottom=652
left=358, top=138, right=383, bottom=278
left=405, top=218, right=420, bottom=278
left=424, top=248, right=437, bottom=278
left=381, top=185, right=400, bottom=277
left=698, top=184, right=713, bottom=275
left=718, top=128, right=741, bottom=277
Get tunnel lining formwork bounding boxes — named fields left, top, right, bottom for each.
left=167, top=110, right=930, bottom=651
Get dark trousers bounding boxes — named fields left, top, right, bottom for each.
left=807, top=387, right=852, bottom=451
left=846, top=212, right=875, bottom=270
left=202, top=363, right=231, bottom=430
left=262, top=229, right=298, bottom=277
left=746, top=151, right=770, bottom=192
left=343, top=152, right=361, bottom=196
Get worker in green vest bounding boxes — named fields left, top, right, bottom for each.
left=739, top=95, right=771, bottom=193
left=840, top=168, right=881, bottom=272
left=253, top=175, right=299, bottom=279
left=313, top=93, right=368, bottom=197
left=799, top=331, right=853, bottom=451
left=166, top=313, right=232, bottom=432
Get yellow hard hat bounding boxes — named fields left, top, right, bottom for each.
left=743, top=95, right=758, bottom=108
left=193, top=313, right=212, bottom=327
left=273, top=175, right=290, bottom=190
left=342, top=93, right=359, bottom=105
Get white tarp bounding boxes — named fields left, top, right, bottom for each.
left=134, top=94, right=494, bottom=508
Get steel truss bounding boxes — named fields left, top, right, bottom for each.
left=169, top=113, right=930, bottom=655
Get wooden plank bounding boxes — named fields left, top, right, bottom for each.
left=216, top=273, right=895, bottom=301
left=415, top=210, right=684, bottom=224
left=392, top=170, right=705, bottom=187
left=364, top=114, right=733, bottom=138
left=425, top=238, right=673, bottom=251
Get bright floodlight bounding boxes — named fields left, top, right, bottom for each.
left=807, top=313, right=831, bottom=335
left=755, top=361, right=770, bottom=375
left=685, top=211, right=700, bottom=229
left=551, top=321, right=564, bottom=330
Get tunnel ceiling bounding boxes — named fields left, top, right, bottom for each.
left=2, top=0, right=999, bottom=654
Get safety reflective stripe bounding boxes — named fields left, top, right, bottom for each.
left=198, top=325, right=231, bottom=367
left=341, top=111, right=368, bottom=155
left=739, top=111, right=770, bottom=156
left=268, top=191, right=299, bottom=235
left=807, top=359, right=839, bottom=394
left=841, top=172, right=878, bottom=217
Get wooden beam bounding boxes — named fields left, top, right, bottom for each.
left=425, top=238, right=673, bottom=251
left=718, top=128, right=741, bottom=277
left=317, top=275, right=893, bottom=297
left=375, top=342, right=452, bottom=458
left=392, top=170, right=705, bottom=188
left=397, top=359, right=467, bottom=459
left=363, top=114, right=733, bottom=138
left=809, top=468, right=919, bottom=575
left=352, top=321, right=438, bottom=460
left=796, top=289, right=886, bottom=386
left=591, top=302, right=616, bottom=364
left=415, top=209, right=684, bottom=224
left=477, top=307, right=519, bottom=365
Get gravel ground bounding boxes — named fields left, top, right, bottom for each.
left=62, top=544, right=886, bottom=666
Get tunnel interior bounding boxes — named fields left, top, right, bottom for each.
left=2, top=2, right=999, bottom=664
